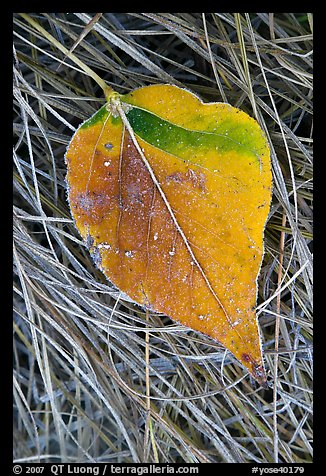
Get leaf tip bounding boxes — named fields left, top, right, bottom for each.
left=242, top=352, right=267, bottom=387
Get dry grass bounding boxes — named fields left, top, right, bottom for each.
left=13, top=13, right=313, bottom=463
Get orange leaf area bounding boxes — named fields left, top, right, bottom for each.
left=65, top=84, right=272, bottom=385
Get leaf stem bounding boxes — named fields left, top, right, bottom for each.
left=18, top=13, right=115, bottom=99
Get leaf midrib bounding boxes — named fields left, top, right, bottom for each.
left=116, top=100, right=244, bottom=334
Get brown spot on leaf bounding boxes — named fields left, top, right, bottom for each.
left=166, top=168, right=206, bottom=192
left=73, top=190, right=113, bottom=224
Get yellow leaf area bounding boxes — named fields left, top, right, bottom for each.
left=65, top=84, right=272, bottom=384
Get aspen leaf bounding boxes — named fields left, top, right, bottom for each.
left=65, top=84, right=272, bottom=385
